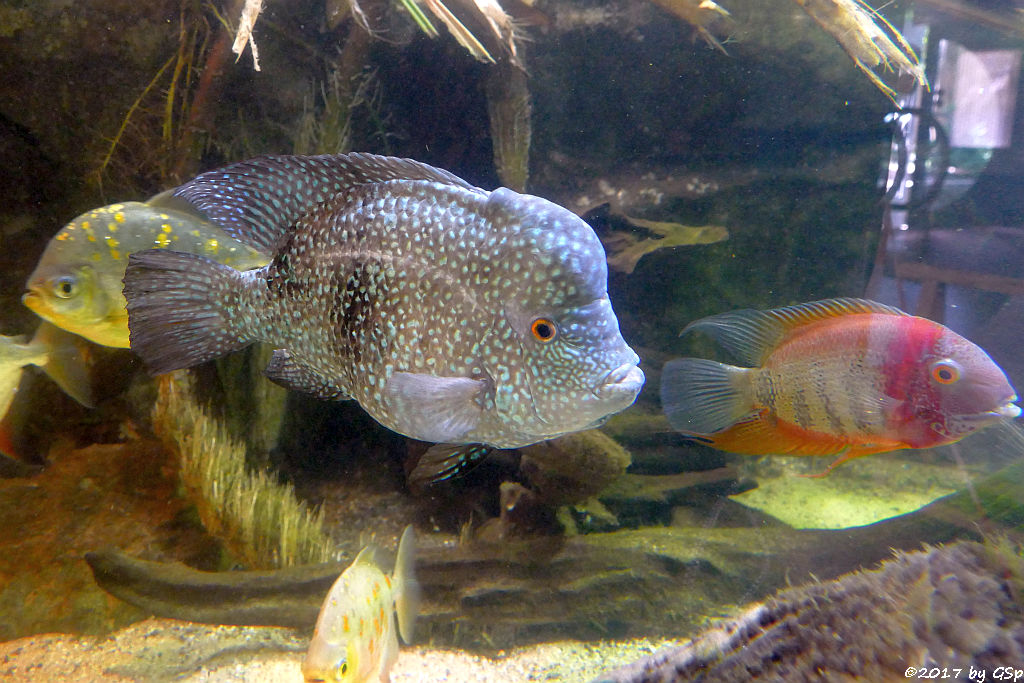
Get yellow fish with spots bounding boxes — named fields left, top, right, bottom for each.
left=304, top=526, right=419, bottom=683
left=23, top=190, right=268, bottom=348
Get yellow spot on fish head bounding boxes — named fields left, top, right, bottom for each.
left=91, top=252, right=101, bottom=261
left=384, top=575, right=392, bottom=590
left=110, top=249, right=121, bottom=260
left=155, top=233, right=171, bottom=248
left=342, top=614, right=350, bottom=632
left=81, top=221, right=90, bottom=231
left=190, top=230, right=200, bottom=237
left=55, top=231, right=70, bottom=241
left=104, top=235, right=119, bottom=248
left=114, top=212, right=125, bottom=223
left=205, top=238, right=219, bottom=255
left=358, top=618, right=365, bottom=637
left=161, top=223, right=172, bottom=233
left=372, top=582, right=381, bottom=599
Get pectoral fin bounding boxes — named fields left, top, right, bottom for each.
left=384, top=372, right=485, bottom=443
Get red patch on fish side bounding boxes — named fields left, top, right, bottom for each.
left=880, top=317, right=948, bottom=447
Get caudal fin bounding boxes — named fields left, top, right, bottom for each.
left=123, top=250, right=256, bottom=375
left=660, top=357, right=753, bottom=435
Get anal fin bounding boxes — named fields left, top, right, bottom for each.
left=264, top=349, right=351, bottom=400
left=801, top=442, right=910, bottom=478
left=700, top=410, right=902, bottom=459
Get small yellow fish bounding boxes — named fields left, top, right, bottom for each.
left=303, top=526, right=419, bottom=683
left=23, top=191, right=268, bottom=348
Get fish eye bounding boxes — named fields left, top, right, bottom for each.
left=931, top=360, right=961, bottom=385
left=53, top=276, right=78, bottom=299
left=530, top=318, right=557, bottom=342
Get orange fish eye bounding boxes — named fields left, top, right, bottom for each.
left=931, top=360, right=960, bottom=385
left=530, top=318, right=557, bottom=342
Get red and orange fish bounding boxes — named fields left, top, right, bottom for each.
left=660, top=298, right=1020, bottom=474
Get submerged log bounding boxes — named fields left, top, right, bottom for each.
left=85, top=460, right=1024, bottom=650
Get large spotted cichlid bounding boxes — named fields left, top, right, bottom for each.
left=661, top=298, right=1020, bottom=476
left=23, top=192, right=268, bottom=348
left=123, top=153, right=644, bottom=480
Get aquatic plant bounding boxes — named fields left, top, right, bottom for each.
left=151, top=372, right=338, bottom=569
left=94, top=0, right=245, bottom=192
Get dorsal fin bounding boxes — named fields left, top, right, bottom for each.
left=352, top=544, right=380, bottom=567
left=683, top=297, right=907, bottom=367
left=145, top=188, right=217, bottom=222
left=172, top=153, right=482, bottom=253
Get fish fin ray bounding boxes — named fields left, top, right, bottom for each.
left=683, top=297, right=907, bottom=366
left=173, top=153, right=481, bottom=253
left=32, top=322, right=95, bottom=408
left=265, top=349, right=351, bottom=400
left=408, top=443, right=493, bottom=489
left=800, top=442, right=910, bottom=477
left=383, top=372, right=485, bottom=443
left=393, top=525, right=419, bottom=645
left=123, top=250, right=254, bottom=375
left=701, top=413, right=852, bottom=457
left=705, top=414, right=906, bottom=459
left=660, top=358, right=752, bottom=434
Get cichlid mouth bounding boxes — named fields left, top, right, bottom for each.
left=595, top=362, right=645, bottom=400
left=991, top=396, right=1021, bottom=420
left=964, top=396, right=1021, bottom=424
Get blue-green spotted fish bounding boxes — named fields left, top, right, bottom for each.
left=23, top=192, right=267, bottom=348
left=123, top=153, right=644, bottom=480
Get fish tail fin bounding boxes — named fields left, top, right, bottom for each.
left=660, top=357, right=753, bottom=435
left=392, top=525, right=420, bottom=645
left=123, top=250, right=257, bottom=375
left=32, top=322, right=95, bottom=408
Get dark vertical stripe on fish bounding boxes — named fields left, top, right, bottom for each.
left=820, top=387, right=845, bottom=436
left=792, top=385, right=812, bottom=429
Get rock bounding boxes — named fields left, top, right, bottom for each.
left=595, top=539, right=1024, bottom=682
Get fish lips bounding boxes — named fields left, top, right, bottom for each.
left=594, top=362, right=645, bottom=403
left=21, top=289, right=48, bottom=319
left=989, top=397, right=1021, bottom=420
left=963, top=395, right=1021, bottom=425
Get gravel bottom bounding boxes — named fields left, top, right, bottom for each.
left=0, top=619, right=673, bottom=683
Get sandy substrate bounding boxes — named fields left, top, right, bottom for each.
left=0, top=618, right=672, bottom=682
